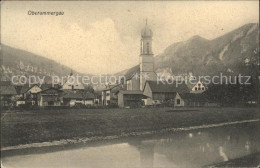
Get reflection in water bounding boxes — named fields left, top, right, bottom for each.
left=139, top=141, right=155, bottom=168
left=129, top=123, right=260, bottom=168
left=2, top=123, right=260, bottom=168
left=219, top=146, right=228, bottom=161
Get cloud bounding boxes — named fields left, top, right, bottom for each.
left=2, top=11, right=137, bottom=74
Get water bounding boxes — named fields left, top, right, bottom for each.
left=2, top=122, right=260, bottom=168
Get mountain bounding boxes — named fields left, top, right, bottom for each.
left=1, top=23, right=258, bottom=84
left=0, top=44, right=81, bottom=83
left=0, top=45, right=119, bottom=89
left=155, top=23, right=259, bottom=77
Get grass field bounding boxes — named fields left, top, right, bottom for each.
left=1, top=107, right=259, bottom=147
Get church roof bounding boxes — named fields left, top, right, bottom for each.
left=124, top=65, right=140, bottom=80
left=145, top=81, right=189, bottom=93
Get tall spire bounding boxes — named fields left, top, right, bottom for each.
left=141, top=18, right=152, bottom=38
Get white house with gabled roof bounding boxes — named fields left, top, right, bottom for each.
left=62, top=71, right=85, bottom=90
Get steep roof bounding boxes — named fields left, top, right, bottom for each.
left=103, top=84, right=117, bottom=91
left=40, top=95, right=61, bottom=102
left=62, top=90, right=83, bottom=99
left=146, top=81, right=189, bottom=93
left=102, top=84, right=122, bottom=93
left=0, top=85, right=17, bottom=95
left=40, top=88, right=63, bottom=94
left=124, top=65, right=140, bottom=80
left=118, top=90, right=144, bottom=95
left=185, top=80, right=197, bottom=90
left=40, top=84, right=53, bottom=91
left=62, top=74, right=85, bottom=90
left=20, top=84, right=55, bottom=94
left=20, top=84, right=33, bottom=94
left=15, top=85, right=23, bottom=95
left=20, top=84, right=42, bottom=94
left=84, top=92, right=95, bottom=99
left=62, top=90, right=95, bottom=99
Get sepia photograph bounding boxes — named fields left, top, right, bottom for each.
left=0, top=1, right=259, bottom=168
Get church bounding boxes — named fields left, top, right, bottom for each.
left=116, top=21, right=189, bottom=107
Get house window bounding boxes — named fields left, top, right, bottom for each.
left=106, top=93, right=110, bottom=96
left=177, top=99, right=181, bottom=105
left=198, top=87, right=201, bottom=90
left=198, top=83, right=201, bottom=87
left=195, top=87, right=198, bottom=91
left=202, top=87, right=205, bottom=90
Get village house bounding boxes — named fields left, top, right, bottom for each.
left=19, top=84, right=57, bottom=106
left=62, top=90, right=83, bottom=106
left=61, top=71, right=85, bottom=90
left=143, top=81, right=190, bottom=106
left=20, top=84, right=42, bottom=106
left=82, top=91, right=95, bottom=106
left=62, top=90, right=95, bottom=107
left=117, top=90, right=147, bottom=108
left=94, top=91, right=102, bottom=104
left=0, top=81, right=17, bottom=108
left=102, top=84, right=122, bottom=106
left=186, top=80, right=206, bottom=94
left=37, top=88, right=63, bottom=107
left=179, top=93, right=209, bottom=107
left=60, top=71, right=95, bottom=107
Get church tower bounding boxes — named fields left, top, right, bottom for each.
left=140, top=20, right=157, bottom=91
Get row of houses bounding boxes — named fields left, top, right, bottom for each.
left=0, top=74, right=97, bottom=109
left=101, top=80, right=209, bottom=108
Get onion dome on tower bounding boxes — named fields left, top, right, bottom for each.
left=141, top=19, right=153, bottom=38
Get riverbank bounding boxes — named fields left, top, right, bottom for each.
left=1, top=107, right=259, bottom=148
left=204, top=152, right=260, bottom=168
left=2, top=118, right=259, bottom=152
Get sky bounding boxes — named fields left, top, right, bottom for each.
left=1, top=1, right=259, bottom=74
